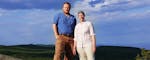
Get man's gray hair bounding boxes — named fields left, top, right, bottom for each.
left=63, top=2, right=71, bottom=8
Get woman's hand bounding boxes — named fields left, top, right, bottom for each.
left=92, top=46, right=96, bottom=53
left=73, top=41, right=77, bottom=55
left=72, top=47, right=76, bottom=55
left=91, top=35, right=96, bottom=53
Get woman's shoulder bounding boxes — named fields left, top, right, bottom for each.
left=85, top=21, right=92, bottom=25
left=85, top=21, right=91, bottom=23
left=76, top=23, right=81, bottom=27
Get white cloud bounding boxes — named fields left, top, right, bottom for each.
left=0, top=8, right=9, bottom=16
left=0, top=13, right=3, bottom=16
left=0, top=9, right=61, bottom=45
left=70, top=0, right=150, bottom=49
left=8, top=0, right=21, bottom=3
left=71, top=0, right=150, bottom=23
left=0, top=0, right=150, bottom=47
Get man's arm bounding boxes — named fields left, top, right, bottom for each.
left=53, top=24, right=59, bottom=39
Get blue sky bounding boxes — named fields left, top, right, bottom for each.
left=0, top=0, right=150, bottom=49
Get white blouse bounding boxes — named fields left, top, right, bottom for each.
left=74, top=21, right=95, bottom=48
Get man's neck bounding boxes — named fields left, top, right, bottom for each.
left=64, top=13, right=70, bottom=16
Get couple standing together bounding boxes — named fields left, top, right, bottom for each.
left=53, top=2, right=96, bottom=60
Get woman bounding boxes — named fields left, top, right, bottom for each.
left=73, top=11, right=96, bottom=60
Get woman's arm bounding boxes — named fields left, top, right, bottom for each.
left=89, top=22, right=96, bottom=53
left=91, top=35, right=96, bottom=53
left=73, top=41, right=77, bottom=55
left=73, top=25, right=78, bottom=55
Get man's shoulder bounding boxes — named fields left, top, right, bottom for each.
left=70, top=14, right=76, bottom=18
left=70, top=14, right=74, bottom=16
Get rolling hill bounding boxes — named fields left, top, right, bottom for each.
left=0, top=44, right=149, bottom=60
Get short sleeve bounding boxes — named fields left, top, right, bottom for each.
left=73, top=17, right=77, bottom=30
left=71, top=15, right=77, bottom=28
left=89, top=22, right=95, bottom=36
left=53, top=14, right=59, bottom=24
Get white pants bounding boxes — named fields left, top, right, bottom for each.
left=77, top=45, right=94, bottom=60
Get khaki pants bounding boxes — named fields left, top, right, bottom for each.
left=77, top=44, right=94, bottom=60
left=53, top=35, right=74, bottom=60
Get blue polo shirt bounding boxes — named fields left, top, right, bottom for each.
left=53, top=12, right=76, bottom=35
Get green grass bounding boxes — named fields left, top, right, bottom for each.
left=0, top=45, right=149, bottom=60
left=95, top=46, right=141, bottom=60
left=0, top=45, right=54, bottom=60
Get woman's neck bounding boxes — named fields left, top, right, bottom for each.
left=80, top=19, right=85, bottom=23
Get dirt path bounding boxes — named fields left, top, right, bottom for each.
left=0, top=54, right=22, bottom=60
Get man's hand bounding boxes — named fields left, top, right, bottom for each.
left=53, top=24, right=59, bottom=39
left=55, top=35, right=59, bottom=39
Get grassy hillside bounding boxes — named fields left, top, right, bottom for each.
left=95, top=46, right=141, bottom=60
left=0, top=44, right=54, bottom=60
left=0, top=45, right=149, bottom=60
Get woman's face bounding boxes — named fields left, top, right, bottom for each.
left=78, top=13, right=85, bottom=22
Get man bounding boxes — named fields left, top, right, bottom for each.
left=53, top=2, right=76, bottom=60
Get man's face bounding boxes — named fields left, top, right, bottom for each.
left=63, top=4, right=70, bottom=14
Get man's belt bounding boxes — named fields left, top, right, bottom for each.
left=60, top=34, right=74, bottom=37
